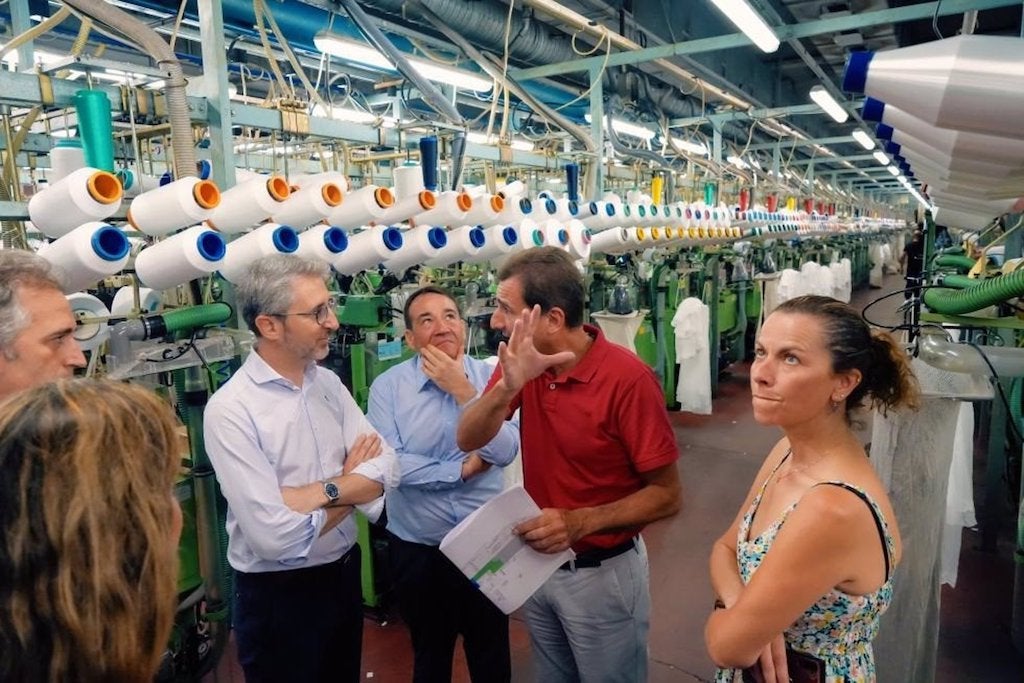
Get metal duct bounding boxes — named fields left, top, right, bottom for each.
left=364, top=0, right=577, bottom=68
left=365, top=0, right=711, bottom=120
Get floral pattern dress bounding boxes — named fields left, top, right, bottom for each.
left=716, top=455, right=896, bottom=682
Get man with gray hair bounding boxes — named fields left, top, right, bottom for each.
left=203, top=254, right=397, bottom=682
left=0, top=249, right=85, bottom=401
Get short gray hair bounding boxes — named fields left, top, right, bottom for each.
left=0, top=250, right=67, bottom=351
left=236, top=254, right=331, bottom=336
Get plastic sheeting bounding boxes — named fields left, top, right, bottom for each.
left=869, top=243, right=886, bottom=287
left=776, top=268, right=805, bottom=304
left=799, top=261, right=835, bottom=297
left=870, top=375, right=961, bottom=683
left=830, top=259, right=853, bottom=303
left=755, top=273, right=783, bottom=330
left=672, top=297, right=712, bottom=414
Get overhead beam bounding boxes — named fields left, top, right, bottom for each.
left=510, top=0, right=1019, bottom=80
left=747, top=136, right=856, bottom=151
left=789, top=154, right=878, bottom=166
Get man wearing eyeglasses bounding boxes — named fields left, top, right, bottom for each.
left=204, top=254, right=398, bottom=683
left=367, top=286, right=520, bottom=681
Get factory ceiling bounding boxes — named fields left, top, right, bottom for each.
left=0, top=0, right=1020, bottom=201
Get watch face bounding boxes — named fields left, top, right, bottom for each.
left=325, top=482, right=340, bottom=501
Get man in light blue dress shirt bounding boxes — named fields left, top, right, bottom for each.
left=204, top=255, right=398, bottom=683
left=368, top=286, right=520, bottom=682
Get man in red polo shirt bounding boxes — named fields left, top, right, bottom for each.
left=458, top=247, right=682, bottom=682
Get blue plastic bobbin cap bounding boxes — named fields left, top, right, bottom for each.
left=323, top=227, right=348, bottom=254
left=502, top=226, right=518, bottom=246
left=426, top=227, right=447, bottom=249
left=272, top=226, right=299, bottom=253
left=842, top=51, right=874, bottom=93
left=382, top=227, right=403, bottom=251
left=885, top=141, right=902, bottom=156
left=197, top=230, right=227, bottom=261
left=876, top=123, right=895, bottom=140
left=861, top=97, right=886, bottom=122
left=91, top=225, right=130, bottom=261
left=468, top=227, right=485, bottom=248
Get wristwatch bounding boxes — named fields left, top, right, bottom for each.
left=322, top=480, right=341, bottom=505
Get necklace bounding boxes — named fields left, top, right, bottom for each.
left=776, top=451, right=832, bottom=482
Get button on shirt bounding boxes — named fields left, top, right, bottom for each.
left=204, top=350, right=398, bottom=573
left=367, top=354, right=520, bottom=546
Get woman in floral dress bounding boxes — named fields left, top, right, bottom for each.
left=706, top=295, right=919, bottom=682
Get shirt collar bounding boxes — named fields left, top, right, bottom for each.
left=243, top=347, right=316, bottom=388
left=546, top=324, right=606, bottom=384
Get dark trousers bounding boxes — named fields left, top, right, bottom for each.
left=233, top=545, right=363, bottom=683
left=389, top=534, right=511, bottom=683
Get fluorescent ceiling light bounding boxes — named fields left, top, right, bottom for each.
left=887, top=165, right=900, bottom=176
left=667, top=136, right=709, bottom=155
left=708, top=0, right=780, bottom=53
left=585, top=114, right=657, bottom=141
left=726, top=155, right=748, bottom=169
left=809, top=86, right=849, bottom=123
left=852, top=130, right=876, bottom=150
left=466, top=131, right=535, bottom=151
left=314, top=32, right=492, bottom=92
left=873, top=151, right=890, bottom=165
left=897, top=174, right=907, bottom=183
left=311, top=104, right=397, bottom=128
left=546, top=177, right=562, bottom=185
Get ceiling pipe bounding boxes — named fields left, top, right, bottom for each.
left=518, top=0, right=750, bottom=110
left=360, top=0, right=725, bottom=118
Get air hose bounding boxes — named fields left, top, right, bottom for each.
left=934, top=254, right=980, bottom=273
left=923, top=269, right=1024, bottom=315
left=161, top=303, right=233, bottom=336
left=939, top=274, right=978, bottom=289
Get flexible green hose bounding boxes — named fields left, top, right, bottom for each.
left=923, top=269, right=1024, bottom=315
left=934, top=254, right=980, bottom=273
left=162, top=303, right=232, bottom=334
left=940, top=274, right=980, bottom=290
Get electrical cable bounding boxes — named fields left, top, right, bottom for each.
left=932, top=0, right=945, bottom=40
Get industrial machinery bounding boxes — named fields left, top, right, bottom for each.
left=4, top=0, right=1023, bottom=679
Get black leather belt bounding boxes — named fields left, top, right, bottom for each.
left=236, top=544, right=359, bottom=585
left=559, top=537, right=636, bottom=570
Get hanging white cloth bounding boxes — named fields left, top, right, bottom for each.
left=941, top=401, right=977, bottom=588
left=671, top=297, right=712, bottom=414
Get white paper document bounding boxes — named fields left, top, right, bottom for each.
left=440, top=485, right=573, bottom=614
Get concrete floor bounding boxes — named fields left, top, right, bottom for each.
left=205, top=272, right=1024, bottom=682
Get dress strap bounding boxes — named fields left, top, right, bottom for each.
left=816, top=481, right=893, bottom=581
left=757, top=449, right=792, bottom=497
left=740, top=450, right=793, bottom=543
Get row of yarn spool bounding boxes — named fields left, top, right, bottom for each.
left=27, top=164, right=605, bottom=299
left=28, top=155, right=728, bottom=300
left=842, top=33, right=1024, bottom=229
left=28, top=157, right=878, bottom=309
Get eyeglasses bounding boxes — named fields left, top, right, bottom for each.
left=273, top=297, right=337, bottom=326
